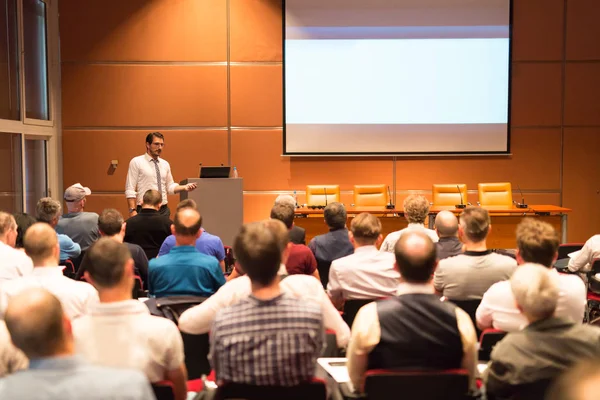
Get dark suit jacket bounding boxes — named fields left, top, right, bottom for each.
left=290, top=224, right=306, bottom=245
left=124, top=208, right=172, bottom=260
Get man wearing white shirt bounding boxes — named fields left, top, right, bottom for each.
left=568, top=234, right=600, bottom=274
left=179, top=219, right=350, bottom=348
left=328, top=213, right=399, bottom=309
left=0, top=223, right=98, bottom=320
left=476, top=219, right=586, bottom=332
left=0, top=212, right=33, bottom=283
left=380, top=195, right=438, bottom=252
left=125, top=132, right=197, bottom=218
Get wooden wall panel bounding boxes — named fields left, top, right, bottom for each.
left=62, top=64, right=227, bottom=127
left=563, top=128, right=600, bottom=242
left=230, top=65, right=282, bottom=127
left=230, top=0, right=282, bottom=62
left=564, top=63, right=600, bottom=126
left=59, top=0, right=227, bottom=62
left=63, top=130, right=228, bottom=192
left=510, top=63, right=563, bottom=126
left=512, top=0, right=564, bottom=61
left=566, top=0, right=600, bottom=60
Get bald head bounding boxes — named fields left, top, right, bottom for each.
left=173, top=208, right=202, bottom=237
left=435, top=210, right=459, bottom=238
left=394, top=231, right=437, bottom=283
left=5, top=288, right=69, bottom=359
left=23, top=222, right=59, bottom=265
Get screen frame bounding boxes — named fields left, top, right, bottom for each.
left=282, top=0, right=513, bottom=156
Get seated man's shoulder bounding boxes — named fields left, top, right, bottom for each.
left=488, top=252, right=518, bottom=265
left=79, top=363, right=151, bottom=390
left=557, top=273, right=586, bottom=292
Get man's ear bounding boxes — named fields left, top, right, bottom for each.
left=515, top=249, right=524, bottom=265
left=120, top=222, right=126, bottom=237
left=375, top=234, right=383, bottom=248
left=170, top=224, right=176, bottom=236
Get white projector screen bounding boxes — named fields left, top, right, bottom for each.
left=284, top=0, right=512, bottom=155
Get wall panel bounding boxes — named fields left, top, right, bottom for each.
left=566, top=0, right=600, bottom=60
left=512, top=0, right=564, bottom=61
left=230, top=0, right=282, bottom=62
left=230, top=65, right=283, bottom=127
left=564, top=63, right=600, bottom=126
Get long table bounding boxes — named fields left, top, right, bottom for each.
left=294, top=205, right=571, bottom=249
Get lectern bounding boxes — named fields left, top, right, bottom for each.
left=179, top=178, right=243, bottom=247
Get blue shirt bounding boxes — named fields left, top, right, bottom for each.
left=158, top=228, right=225, bottom=261
left=149, top=246, right=226, bottom=297
left=0, top=355, right=154, bottom=400
left=57, top=233, right=81, bottom=262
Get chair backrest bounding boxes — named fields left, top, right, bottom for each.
left=223, top=245, right=235, bottom=274
left=132, top=275, right=144, bottom=299
left=478, top=329, right=506, bottom=361
left=432, top=184, right=467, bottom=206
left=448, top=299, right=482, bottom=336
left=152, top=381, right=175, bottom=400
left=343, top=299, right=374, bottom=328
left=364, top=369, right=469, bottom=400
left=60, top=259, right=76, bottom=279
left=316, top=258, right=332, bottom=289
left=557, top=243, right=584, bottom=260
left=591, top=258, right=600, bottom=275
left=306, top=185, right=340, bottom=207
left=478, top=182, right=513, bottom=206
left=353, top=184, right=388, bottom=207
left=214, top=379, right=327, bottom=400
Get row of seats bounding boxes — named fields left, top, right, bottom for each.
left=305, top=182, right=515, bottom=207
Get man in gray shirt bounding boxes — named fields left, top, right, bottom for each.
left=56, top=183, right=100, bottom=251
left=434, top=207, right=517, bottom=300
left=0, top=287, right=154, bottom=400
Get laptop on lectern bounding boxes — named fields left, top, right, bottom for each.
left=199, top=165, right=231, bottom=178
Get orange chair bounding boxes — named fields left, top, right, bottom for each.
left=353, top=184, right=388, bottom=207
left=306, top=185, right=340, bottom=207
left=432, top=184, right=467, bottom=207
left=478, top=182, right=513, bottom=207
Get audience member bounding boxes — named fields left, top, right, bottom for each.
left=380, top=195, right=438, bottom=252
left=270, top=203, right=319, bottom=278
left=0, top=212, right=33, bottom=283
left=484, top=264, right=600, bottom=399
left=0, top=320, right=27, bottom=377
left=158, top=199, right=226, bottom=272
left=434, top=207, right=517, bottom=299
left=308, top=202, right=354, bottom=288
left=36, top=197, right=81, bottom=262
left=347, top=231, right=477, bottom=393
left=477, top=219, right=586, bottom=332
left=328, top=213, right=399, bottom=309
left=73, top=238, right=187, bottom=400
left=568, top=233, right=600, bottom=274
left=0, top=288, right=153, bottom=400
left=210, top=222, right=323, bottom=386
left=179, top=219, right=350, bottom=348
left=75, top=209, right=149, bottom=286
left=13, top=212, right=36, bottom=249
left=56, top=183, right=100, bottom=251
left=149, top=207, right=225, bottom=297
left=274, top=194, right=305, bottom=244
left=124, top=189, right=172, bottom=260
left=434, top=210, right=463, bottom=260
left=547, top=359, right=600, bottom=400
left=0, top=223, right=98, bottom=320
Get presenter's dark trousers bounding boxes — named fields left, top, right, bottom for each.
left=136, top=204, right=171, bottom=218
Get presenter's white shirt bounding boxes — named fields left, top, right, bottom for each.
left=380, top=223, right=439, bottom=253
left=0, top=267, right=98, bottom=320
left=0, top=242, right=33, bottom=284
left=476, top=265, right=586, bottom=332
left=125, top=154, right=178, bottom=206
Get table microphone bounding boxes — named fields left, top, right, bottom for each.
left=455, top=185, right=467, bottom=209
left=386, top=185, right=395, bottom=209
left=516, top=184, right=528, bottom=208
left=324, top=187, right=328, bottom=208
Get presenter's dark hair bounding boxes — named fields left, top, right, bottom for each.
left=146, top=132, right=164, bottom=144
left=234, top=222, right=281, bottom=286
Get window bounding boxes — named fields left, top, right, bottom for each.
left=23, top=0, right=49, bottom=121
left=24, top=137, right=47, bottom=212
left=0, top=133, right=23, bottom=213
left=0, top=0, right=20, bottom=120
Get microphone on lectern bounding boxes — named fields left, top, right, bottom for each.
left=386, top=185, right=395, bottom=209
left=516, top=184, right=528, bottom=209
left=456, top=185, right=467, bottom=209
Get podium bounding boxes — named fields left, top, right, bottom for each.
left=180, top=178, right=243, bottom=247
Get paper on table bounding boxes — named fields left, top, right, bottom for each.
left=317, top=357, right=350, bottom=383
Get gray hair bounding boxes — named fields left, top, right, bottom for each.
left=510, top=263, right=558, bottom=321
left=274, top=194, right=296, bottom=208
left=36, top=198, right=61, bottom=223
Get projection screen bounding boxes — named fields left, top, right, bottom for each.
left=284, top=0, right=512, bottom=155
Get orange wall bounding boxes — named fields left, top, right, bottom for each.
left=60, top=0, right=600, bottom=242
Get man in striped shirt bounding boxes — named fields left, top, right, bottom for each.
left=210, top=222, right=324, bottom=386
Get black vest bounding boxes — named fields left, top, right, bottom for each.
left=367, top=293, right=463, bottom=371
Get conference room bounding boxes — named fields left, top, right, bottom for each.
left=1, top=0, right=600, bottom=399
